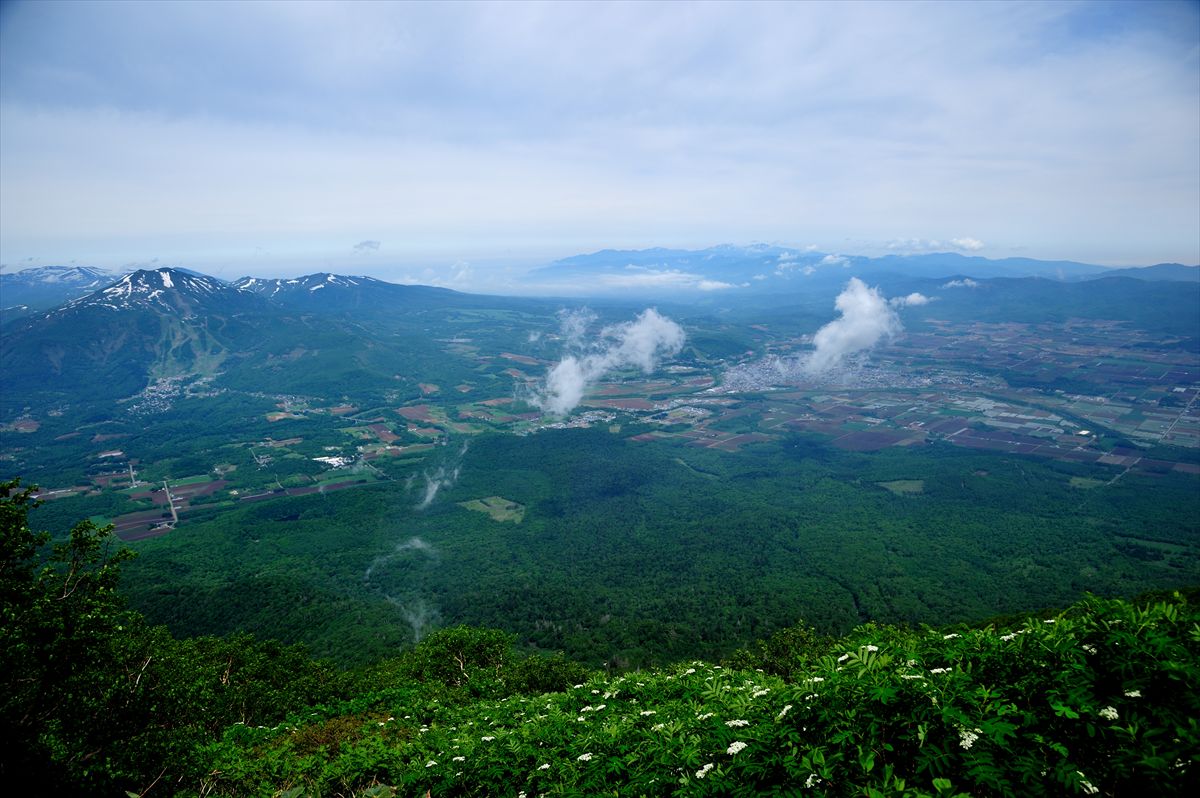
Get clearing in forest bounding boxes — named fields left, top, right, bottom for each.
left=877, top=479, right=925, bottom=495
left=460, top=496, right=525, bottom=523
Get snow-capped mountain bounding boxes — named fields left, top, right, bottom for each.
left=1, top=265, right=113, bottom=284
left=60, top=268, right=251, bottom=317
left=2, top=269, right=269, bottom=409
left=233, top=272, right=377, bottom=296
left=0, top=268, right=482, bottom=415
left=233, top=272, right=466, bottom=312
left=0, top=265, right=118, bottom=316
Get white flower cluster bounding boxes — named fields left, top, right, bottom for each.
left=804, top=773, right=823, bottom=788
left=930, top=668, right=950, bottom=675
left=958, top=727, right=982, bottom=750
left=577, top=752, right=593, bottom=762
left=727, top=741, right=748, bottom=755
left=1124, top=689, right=1142, bottom=698
left=725, top=719, right=749, bottom=727
left=640, top=710, right=656, bottom=716
left=696, top=763, right=714, bottom=779
left=777, top=704, right=793, bottom=719
left=1099, top=706, right=1119, bottom=720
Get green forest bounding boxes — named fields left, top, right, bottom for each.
left=89, top=427, right=1200, bottom=668
left=2, top=480, right=1197, bottom=797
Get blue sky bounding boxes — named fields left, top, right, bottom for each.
left=1, top=0, right=1197, bottom=288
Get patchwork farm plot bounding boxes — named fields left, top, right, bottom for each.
left=16, top=314, right=1199, bottom=546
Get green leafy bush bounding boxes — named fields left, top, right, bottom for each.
left=195, top=595, right=1199, bottom=797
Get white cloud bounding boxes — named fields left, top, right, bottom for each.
left=532, top=308, right=686, bottom=414
left=950, top=237, right=984, bottom=251
left=885, top=238, right=984, bottom=255
left=941, top=278, right=980, bottom=288
left=806, top=278, right=901, bottom=373
left=592, top=269, right=737, bottom=292
left=557, top=307, right=597, bottom=348
left=890, top=292, right=931, bottom=307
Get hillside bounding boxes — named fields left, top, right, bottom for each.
left=2, top=482, right=1196, bottom=796
left=200, top=592, right=1199, bottom=797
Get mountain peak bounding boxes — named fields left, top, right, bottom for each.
left=232, top=272, right=377, bottom=297
left=57, top=268, right=238, bottom=316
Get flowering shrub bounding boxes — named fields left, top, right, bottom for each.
left=195, top=593, right=1199, bottom=796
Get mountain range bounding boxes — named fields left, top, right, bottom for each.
left=2, top=251, right=1198, bottom=420
left=3, top=245, right=1196, bottom=319
left=524, top=244, right=1199, bottom=296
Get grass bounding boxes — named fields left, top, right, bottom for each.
left=459, top=496, right=525, bottom=523
left=1069, top=477, right=1106, bottom=489
left=877, top=479, right=925, bottom=495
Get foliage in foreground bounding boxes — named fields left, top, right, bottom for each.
left=2, top=479, right=1198, bottom=796
left=195, top=594, right=1200, bottom=797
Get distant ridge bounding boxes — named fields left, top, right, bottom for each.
left=0, top=265, right=119, bottom=317
left=233, top=272, right=468, bottom=312
left=1084, top=263, right=1200, bottom=282
left=525, top=244, right=1197, bottom=295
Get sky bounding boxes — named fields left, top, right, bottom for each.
left=1, top=0, right=1197, bottom=289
